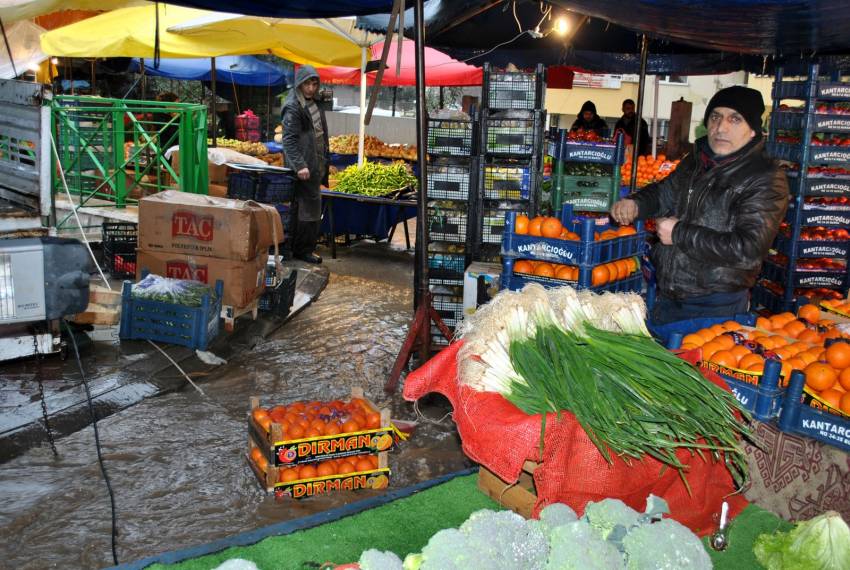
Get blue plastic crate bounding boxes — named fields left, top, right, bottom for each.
left=766, top=142, right=800, bottom=162
left=329, top=153, right=358, bottom=169
left=773, top=80, right=850, bottom=101
left=500, top=265, right=642, bottom=294
left=809, top=145, right=850, bottom=164
left=786, top=204, right=850, bottom=227
left=762, top=259, right=849, bottom=289
left=256, top=173, right=295, bottom=203
left=774, top=111, right=850, bottom=132
left=649, top=313, right=756, bottom=347
left=227, top=171, right=258, bottom=201
left=751, top=283, right=797, bottom=314
left=779, top=370, right=850, bottom=452
left=119, top=279, right=223, bottom=350
left=786, top=171, right=850, bottom=197
left=773, top=232, right=850, bottom=259
left=501, top=204, right=646, bottom=266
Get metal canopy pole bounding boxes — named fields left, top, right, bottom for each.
left=210, top=57, right=217, bottom=147
left=651, top=75, right=660, bottom=158
left=358, top=47, right=367, bottom=166
left=629, top=35, right=649, bottom=192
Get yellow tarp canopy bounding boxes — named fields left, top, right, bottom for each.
left=39, top=3, right=369, bottom=67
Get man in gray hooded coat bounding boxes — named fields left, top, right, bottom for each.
left=282, top=65, right=329, bottom=264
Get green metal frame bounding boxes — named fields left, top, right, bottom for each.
left=52, top=96, right=208, bottom=229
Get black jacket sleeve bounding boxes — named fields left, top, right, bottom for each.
left=671, top=168, right=789, bottom=268
left=282, top=100, right=308, bottom=172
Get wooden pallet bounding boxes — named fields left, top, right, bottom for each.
left=477, top=460, right=540, bottom=519
left=221, top=298, right=259, bottom=332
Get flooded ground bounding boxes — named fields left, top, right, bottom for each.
left=0, top=244, right=470, bottom=569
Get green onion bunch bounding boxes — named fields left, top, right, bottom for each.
left=458, top=285, right=750, bottom=489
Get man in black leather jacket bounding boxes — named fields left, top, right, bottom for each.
left=611, top=86, right=789, bottom=324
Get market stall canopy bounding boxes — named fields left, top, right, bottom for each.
left=0, top=0, right=144, bottom=23
left=0, top=19, right=46, bottom=79
left=156, top=0, right=411, bottom=18
left=129, top=56, right=293, bottom=87
left=317, top=39, right=482, bottom=87
left=357, top=0, right=850, bottom=74
left=39, top=4, right=373, bottom=67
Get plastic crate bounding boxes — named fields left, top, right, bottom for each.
left=779, top=370, right=850, bottom=452
left=773, top=232, right=850, bottom=259
left=432, top=293, right=464, bottom=326
left=481, top=204, right=525, bottom=245
left=258, top=269, right=297, bottom=317
left=427, top=118, right=476, bottom=156
left=102, top=222, right=137, bottom=279
left=427, top=202, right=469, bottom=243
left=428, top=251, right=467, bottom=282
left=227, top=170, right=258, bottom=201
left=647, top=314, right=756, bottom=346
left=774, top=80, right=850, bottom=101
left=329, top=153, right=359, bottom=169
left=557, top=174, right=619, bottom=212
left=501, top=204, right=646, bottom=266
left=427, top=161, right=476, bottom=201
left=119, top=279, right=223, bottom=350
left=481, top=161, right=535, bottom=201
left=773, top=110, right=850, bottom=132
left=481, top=111, right=544, bottom=157
left=482, top=63, right=545, bottom=111
left=500, top=267, right=642, bottom=294
left=786, top=171, right=850, bottom=197
left=786, top=203, right=850, bottom=227
left=751, top=283, right=797, bottom=314
left=256, top=173, right=295, bottom=204
left=762, top=259, right=849, bottom=289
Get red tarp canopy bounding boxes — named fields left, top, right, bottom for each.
left=317, top=39, right=482, bottom=87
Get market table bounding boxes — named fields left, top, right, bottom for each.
left=319, top=189, right=417, bottom=259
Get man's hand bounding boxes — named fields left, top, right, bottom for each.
left=297, top=167, right=310, bottom=181
left=611, top=198, right=638, bottom=225
left=657, top=217, right=678, bottom=245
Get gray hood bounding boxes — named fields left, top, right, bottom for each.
left=295, top=65, right=320, bottom=87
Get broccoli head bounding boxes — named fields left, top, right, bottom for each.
left=460, top=509, right=549, bottom=570
left=539, top=503, right=579, bottom=539
left=622, top=518, right=712, bottom=570
left=545, top=520, right=625, bottom=570
left=582, top=498, right=640, bottom=541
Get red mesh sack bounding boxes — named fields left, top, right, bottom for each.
left=404, top=341, right=748, bottom=535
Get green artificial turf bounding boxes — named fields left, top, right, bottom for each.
left=152, top=474, right=503, bottom=570
left=705, top=504, right=794, bottom=570
left=151, top=474, right=792, bottom=570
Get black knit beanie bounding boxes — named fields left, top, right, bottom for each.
left=703, top=86, right=765, bottom=133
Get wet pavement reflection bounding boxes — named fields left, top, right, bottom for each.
left=0, top=253, right=469, bottom=569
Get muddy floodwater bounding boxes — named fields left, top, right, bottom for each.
left=0, top=251, right=469, bottom=569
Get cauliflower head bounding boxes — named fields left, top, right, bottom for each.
left=622, top=518, right=712, bottom=570
left=583, top=498, right=640, bottom=541
left=545, top=520, right=625, bottom=570
left=460, top=509, right=549, bottom=570
left=358, top=549, right=403, bottom=570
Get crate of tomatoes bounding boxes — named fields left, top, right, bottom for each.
left=246, top=388, right=402, bottom=499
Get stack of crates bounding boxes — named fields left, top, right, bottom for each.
left=756, top=62, right=850, bottom=312
left=550, top=129, right=625, bottom=214
left=426, top=114, right=479, bottom=349
left=227, top=166, right=296, bottom=258
left=474, top=63, right=546, bottom=265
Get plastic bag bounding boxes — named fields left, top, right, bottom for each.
left=131, top=274, right=215, bottom=307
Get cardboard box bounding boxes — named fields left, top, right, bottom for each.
left=463, top=262, right=501, bottom=316
left=136, top=249, right=266, bottom=308
left=170, top=150, right=229, bottom=184
left=208, top=183, right=228, bottom=198
left=138, top=191, right=283, bottom=261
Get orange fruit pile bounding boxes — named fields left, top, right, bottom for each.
left=251, top=397, right=382, bottom=441
left=681, top=306, right=850, bottom=415
left=513, top=257, right=638, bottom=285
left=620, top=154, right=680, bottom=188
left=515, top=214, right=636, bottom=242
left=821, top=298, right=850, bottom=317
left=277, top=454, right=380, bottom=484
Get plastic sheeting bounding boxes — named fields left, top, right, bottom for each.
left=0, top=0, right=143, bottom=23
left=317, top=39, right=482, bottom=87
left=129, top=56, right=292, bottom=87
left=162, top=0, right=408, bottom=18
left=0, top=20, right=47, bottom=79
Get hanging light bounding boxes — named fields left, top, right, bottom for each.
left=554, top=16, right=569, bottom=36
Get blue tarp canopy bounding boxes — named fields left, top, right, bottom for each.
left=358, top=1, right=850, bottom=75
left=162, top=0, right=410, bottom=18
left=129, top=56, right=292, bottom=87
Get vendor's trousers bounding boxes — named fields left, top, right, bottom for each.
left=650, top=290, right=750, bottom=326
left=291, top=202, right=321, bottom=258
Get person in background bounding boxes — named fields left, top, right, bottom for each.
left=153, top=92, right=180, bottom=151
left=570, top=100, right=608, bottom=138
left=610, top=86, right=788, bottom=324
left=614, top=98, right=651, bottom=155
left=281, top=65, right=329, bottom=264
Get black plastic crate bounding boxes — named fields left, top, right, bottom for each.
left=227, top=170, right=295, bottom=203
left=427, top=201, right=469, bottom=243
left=102, top=222, right=137, bottom=279
left=432, top=293, right=464, bottom=327
left=227, top=171, right=258, bottom=201
left=482, top=63, right=545, bottom=111
left=481, top=204, right=525, bottom=245
left=427, top=118, right=476, bottom=156
left=258, top=269, right=297, bottom=317
left=481, top=110, right=545, bottom=157
left=427, top=160, right=477, bottom=201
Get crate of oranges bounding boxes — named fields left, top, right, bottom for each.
left=247, top=388, right=398, bottom=498
left=501, top=256, right=642, bottom=293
